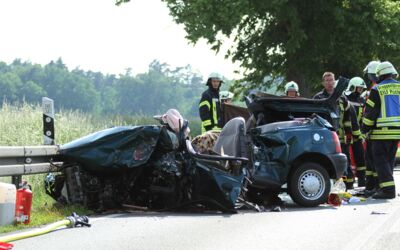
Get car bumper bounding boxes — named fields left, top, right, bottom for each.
left=327, top=153, right=347, bottom=179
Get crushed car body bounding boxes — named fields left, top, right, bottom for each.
left=48, top=119, right=248, bottom=213
left=45, top=78, right=349, bottom=212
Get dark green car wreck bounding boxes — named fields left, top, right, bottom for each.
left=46, top=78, right=349, bottom=211
left=50, top=124, right=247, bottom=212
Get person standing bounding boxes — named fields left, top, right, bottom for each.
left=344, top=77, right=367, bottom=187
left=314, top=72, right=357, bottom=189
left=338, top=94, right=360, bottom=190
left=313, top=72, right=335, bottom=99
left=199, top=72, right=223, bottom=134
left=362, top=61, right=399, bottom=199
left=362, top=61, right=380, bottom=195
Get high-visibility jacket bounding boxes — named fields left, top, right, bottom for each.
left=346, top=92, right=366, bottom=125
left=199, top=88, right=222, bottom=133
left=362, top=79, right=400, bottom=140
left=346, top=92, right=365, bottom=139
left=338, top=96, right=360, bottom=143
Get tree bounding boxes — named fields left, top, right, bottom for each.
left=0, top=72, right=23, bottom=102
left=118, top=0, right=400, bottom=97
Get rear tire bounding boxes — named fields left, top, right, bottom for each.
left=288, top=162, right=330, bottom=207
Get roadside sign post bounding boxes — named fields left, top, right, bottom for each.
left=42, top=97, right=55, bottom=145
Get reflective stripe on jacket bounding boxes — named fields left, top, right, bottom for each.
left=362, top=79, right=400, bottom=140
left=199, top=88, right=222, bottom=133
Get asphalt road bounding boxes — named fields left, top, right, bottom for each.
left=5, top=171, right=400, bottom=250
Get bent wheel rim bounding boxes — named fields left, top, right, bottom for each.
left=298, top=169, right=325, bottom=201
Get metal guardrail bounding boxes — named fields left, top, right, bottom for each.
left=0, top=97, right=57, bottom=186
left=0, top=145, right=61, bottom=177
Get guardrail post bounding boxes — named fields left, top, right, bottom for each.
left=9, top=98, right=55, bottom=187
left=43, top=97, right=55, bottom=145
left=11, top=175, right=21, bottom=188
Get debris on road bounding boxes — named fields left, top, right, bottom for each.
left=371, top=211, right=387, bottom=215
left=270, top=206, right=281, bottom=212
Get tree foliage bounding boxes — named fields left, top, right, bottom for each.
left=158, top=0, right=400, bottom=97
left=0, top=58, right=216, bottom=118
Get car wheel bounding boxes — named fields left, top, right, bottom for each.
left=288, top=162, right=330, bottom=207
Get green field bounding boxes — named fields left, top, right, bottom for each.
left=0, top=102, right=200, bottom=233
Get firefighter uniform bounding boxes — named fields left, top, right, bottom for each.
left=346, top=91, right=367, bottom=187
left=338, top=96, right=359, bottom=189
left=362, top=61, right=381, bottom=193
left=199, top=73, right=223, bottom=134
left=362, top=64, right=399, bottom=199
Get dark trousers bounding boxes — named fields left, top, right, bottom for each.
left=371, top=140, right=398, bottom=192
left=365, top=140, right=378, bottom=190
left=341, top=143, right=354, bottom=184
left=352, top=139, right=366, bottom=186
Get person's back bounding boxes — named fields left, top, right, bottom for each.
left=362, top=61, right=399, bottom=199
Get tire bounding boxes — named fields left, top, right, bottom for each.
left=288, top=162, right=330, bottom=207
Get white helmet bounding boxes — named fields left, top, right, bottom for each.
left=345, top=77, right=367, bottom=95
left=220, top=91, right=234, bottom=100
left=363, top=61, right=380, bottom=74
left=207, top=72, right=223, bottom=86
left=284, top=81, right=299, bottom=93
left=208, top=72, right=223, bottom=81
left=375, top=61, right=398, bottom=78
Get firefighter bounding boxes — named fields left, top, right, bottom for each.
left=362, top=61, right=380, bottom=195
left=362, top=61, right=399, bottom=199
left=284, top=81, right=300, bottom=97
left=199, top=72, right=224, bottom=134
left=363, top=61, right=380, bottom=90
left=338, top=94, right=360, bottom=190
left=220, top=91, right=234, bottom=104
left=344, top=77, right=367, bottom=187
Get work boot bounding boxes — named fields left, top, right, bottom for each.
left=365, top=175, right=377, bottom=190
left=357, top=173, right=366, bottom=187
left=372, top=189, right=396, bottom=199
left=345, top=182, right=354, bottom=191
left=362, top=188, right=377, bottom=198
left=357, top=178, right=366, bottom=188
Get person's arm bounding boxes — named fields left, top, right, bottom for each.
left=199, top=92, right=213, bottom=131
left=349, top=104, right=361, bottom=139
left=362, top=89, right=380, bottom=134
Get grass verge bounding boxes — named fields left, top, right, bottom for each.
left=0, top=102, right=200, bottom=234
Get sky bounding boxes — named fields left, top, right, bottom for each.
left=0, top=0, right=241, bottom=79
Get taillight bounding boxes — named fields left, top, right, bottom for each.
left=331, top=132, right=341, bottom=153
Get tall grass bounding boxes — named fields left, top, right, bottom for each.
left=0, top=102, right=201, bottom=146
left=0, top=102, right=201, bottom=233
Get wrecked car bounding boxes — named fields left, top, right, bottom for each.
left=239, top=77, right=348, bottom=206
left=45, top=78, right=349, bottom=211
left=46, top=110, right=249, bottom=213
